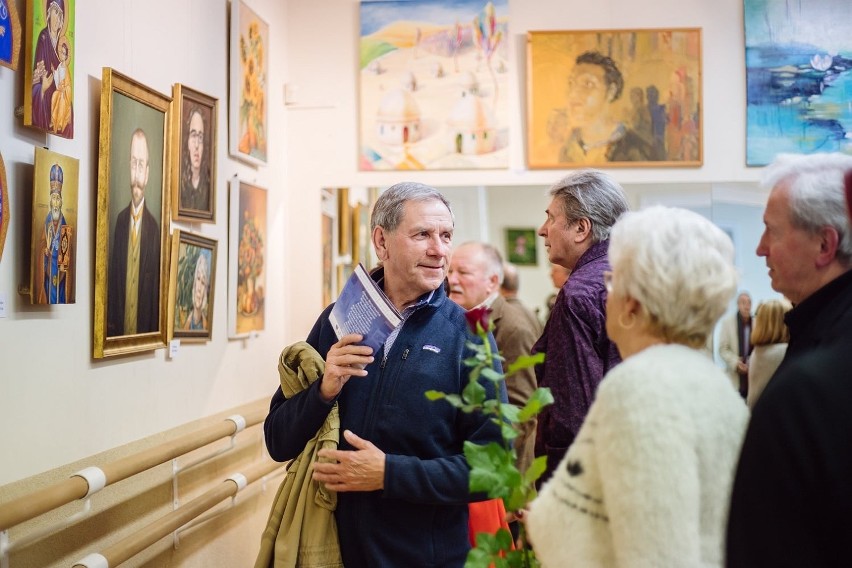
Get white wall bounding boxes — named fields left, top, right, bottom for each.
left=2, top=0, right=766, bottom=488
left=0, top=0, right=293, bottom=486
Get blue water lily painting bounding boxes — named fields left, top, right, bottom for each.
left=745, top=0, right=852, bottom=165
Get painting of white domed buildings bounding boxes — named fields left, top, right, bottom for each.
left=359, top=0, right=509, bottom=170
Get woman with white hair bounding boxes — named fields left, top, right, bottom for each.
left=527, top=206, right=749, bottom=567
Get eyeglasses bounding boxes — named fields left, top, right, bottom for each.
left=603, top=270, right=613, bottom=293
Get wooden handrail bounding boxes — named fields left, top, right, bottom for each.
left=72, top=459, right=283, bottom=568
left=0, top=408, right=267, bottom=532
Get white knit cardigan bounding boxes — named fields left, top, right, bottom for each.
left=528, top=344, right=749, bottom=568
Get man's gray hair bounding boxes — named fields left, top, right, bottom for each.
left=501, top=262, right=519, bottom=293
left=548, top=169, right=629, bottom=242
left=371, top=182, right=453, bottom=232
left=763, top=152, right=852, bottom=265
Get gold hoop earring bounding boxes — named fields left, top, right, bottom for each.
left=618, top=312, right=636, bottom=330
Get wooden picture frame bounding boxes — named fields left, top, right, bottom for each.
left=93, top=68, right=171, bottom=358
left=351, top=201, right=372, bottom=270
left=23, top=0, right=75, bottom=137
left=229, top=0, right=268, bottom=166
left=337, top=187, right=351, bottom=257
left=505, top=227, right=538, bottom=266
left=0, top=0, right=22, bottom=70
left=171, top=84, right=218, bottom=222
left=28, top=147, right=79, bottom=304
left=0, top=151, right=9, bottom=263
left=320, top=188, right=337, bottom=308
left=168, top=230, right=217, bottom=342
left=526, top=28, right=702, bottom=169
left=228, top=179, right=267, bottom=338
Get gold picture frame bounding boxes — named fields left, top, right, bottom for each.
left=171, top=84, right=218, bottom=223
left=337, top=187, right=351, bottom=257
left=168, top=230, right=217, bottom=342
left=0, top=151, right=9, bottom=263
left=526, top=28, right=702, bottom=169
left=0, top=0, right=22, bottom=70
left=93, top=67, right=172, bottom=358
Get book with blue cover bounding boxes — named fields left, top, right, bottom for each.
left=329, top=263, right=402, bottom=355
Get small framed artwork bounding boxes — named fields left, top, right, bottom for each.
left=0, top=0, right=22, bottom=70
left=505, top=228, right=538, bottom=266
left=337, top=187, right=351, bottom=258
left=527, top=28, right=702, bottom=168
left=93, top=68, right=171, bottom=358
left=228, top=179, right=267, bottom=338
left=168, top=230, right=217, bottom=342
left=229, top=0, right=268, bottom=166
left=28, top=147, right=79, bottom=304
left=0, top=152, right=9, bottom=263
left=321, top=188, right=337, bottom=308
left=171, top=84, right=217, bottom=223
left=23, top=0, right=75, bottom=137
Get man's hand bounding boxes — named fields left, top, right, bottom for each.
left=313, top=430, right=385, bottom=492
left=319, top=334, right=374, bottom=401
left=736, top=359, right=748, bottom=374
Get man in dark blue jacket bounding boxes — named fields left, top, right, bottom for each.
left=264, top=182, right=503, bottom=567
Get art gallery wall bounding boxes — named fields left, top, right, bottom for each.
left=2, top=0, right=765, bottom=492
left=0, top=0, right=293, bottom=487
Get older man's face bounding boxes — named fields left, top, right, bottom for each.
left=448, top=244, right=497, bottom=310
left=756, top=182, right=824, bottom=304
left=129, top=133, right=150, bottom=208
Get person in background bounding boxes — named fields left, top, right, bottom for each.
left=544, top=263, right=570, bottom=322
left=263, top=182, right=503, bottom=568
left=745, top=298, right=791, bottom=408
left=727, top=154, right=852, bottom=567
left=527, top=206, right=747, bottom=567
left=499, top=261, right=542, bottom=332
left=718, top=291, right=752, bottom=397
left=532, top=169, right=628, bottom=484
left=448, top=241, right=541, bottom=474
left=183, top=252, right=211, bottom=331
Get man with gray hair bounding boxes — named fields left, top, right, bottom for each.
left=448, top=242, right=541, bottom=474
left=532, top=169, right=629, bottom=484
left=727, top=153, right=852, bottom=566
left=264, top=182, right=503, bottom=567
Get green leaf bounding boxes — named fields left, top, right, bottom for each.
left=500, top=403, right=520, bottom=423
left=465, top=441, right=521, bottom=497
left=506, top=352, right=544, bottom=376
left=500, top=421, right=519, bottom=442
left=523, top=455, right=549, bottom=487
left=465, top=546, right=492, bottom=568
left=517, top=387, right=554, bottom=422
left=481, top=367, right=504, bottom=383
left=424, top=390, right=446, bottom=401
left=463, top=379, right=486, bottom=406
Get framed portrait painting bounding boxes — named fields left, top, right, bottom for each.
left=228, top=179, right=267, bottom=338
left=527, top=28, right=702, bottom=168
left=28, top=147, right=79, bottom=304
left=0, top=152, right=8, bottom=264
left=0, top=0, right=22, bottom=70
left=23, top=0, right=75, bottom=137
left=168, top=230, right=217, bottom=342
left=744, top=0, right=852, bottom=165
left=93, top=68, right=171, bottom=358
left=171, top=84, right=218, bottom=222
left=229, top=0, right=268, bottom=166
left=505, top=228, right=537, bottom=266
left=359, top=0, right=510, bottom=171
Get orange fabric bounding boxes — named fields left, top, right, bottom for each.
left=468, top=498, right=513, bottom=548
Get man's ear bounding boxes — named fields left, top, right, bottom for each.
left=574, top=218, right=592, bottom=243
left=815, top=226, right=840, bottom=268
left=373, top=226, right=388, bottom=261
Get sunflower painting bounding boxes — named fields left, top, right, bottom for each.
left=229, top=1, right=268, bottom=166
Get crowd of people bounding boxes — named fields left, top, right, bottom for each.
left=260, top=152, right=852, bottom=567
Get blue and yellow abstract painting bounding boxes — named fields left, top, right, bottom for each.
left=745, top=0, right=852, bottom=165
